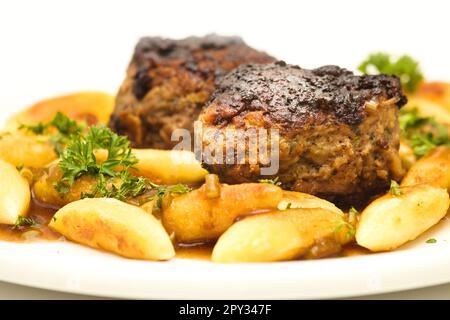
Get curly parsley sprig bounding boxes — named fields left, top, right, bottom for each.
left=399, top=108, right=450, bottom=157
left=21, top=113, right=192, bottom=203
left=358, top=52, right=423, bottom=93
left=57, top=126, right=138, bottom=192
left=19, top=112, right=84, bottom=155
left=56, top=123, right=191, bottom=203
left=13, top=216, right=37, bottom=229
left=146, top=182, right=192, bottom=210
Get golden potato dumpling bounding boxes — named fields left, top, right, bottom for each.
left=401, top=146, right=450, bottom=190
left=33, top=163, right=97, bottom=207
left=404, top=82, right=450, bottom=124
left=212, top=208, right=347, bottom=263
left=162, top=183, right=283, bottom=243
left=95, top=148, right=208, bottom=185
left=49, top=198, right=175, bottom=260
left=5, top=92, right=114, bottom=130
left=277, top=191, right=343, bottom=215
left=0, top=159, right=31, bottom=224
left=0, top=133, right=57, bottom=167
left=356, top=184, right=449, bottom=252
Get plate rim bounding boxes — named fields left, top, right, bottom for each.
left=0, top=240, right=449, bottom=299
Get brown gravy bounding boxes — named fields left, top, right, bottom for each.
left=0, top=199, right=61, bottom=242
left=0, top=199, right=369, bottom=261
left=176, top=243, right=214, bottom=261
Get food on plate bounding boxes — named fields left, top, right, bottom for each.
left=0, top=159, right=31, bottom=225
left=120, top=149, right=207, bottom=184
left=108, top=34, right=275, bottom=149
left=0, top=47, right=449, bottom=263
left=416, top=82, right=450, bottom=107
left=32, top=121, right=201, bottom=207
left=5, top=92, right=114, bottom=131
left=212, top=208, right=350, bottom=263
left=398, top=139, right=416, bottom=170
left=162, top=181, right=283, bottom=243
left=356, top=184, right=449, bottom=251
left=33, top=164, right=98, bottom=207
left=49, top=198, right=175, bottom=260
left=199, top=62, right=407, bottom=205
left=277, top=191, right=342, bottom=215
left=404, top=82, right=450, bottom=123
left=399, top=107, right=450, bottom=158
left=0, top=132, right=57, bottom=167
left=401, top=146, right=450, bottom=189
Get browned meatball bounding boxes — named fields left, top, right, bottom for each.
left=198, top=62, right=407, bottom=206
left=109, top=35, right=275, bottom=149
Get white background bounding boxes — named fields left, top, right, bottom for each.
left=0, top=0, right=449, bottom=112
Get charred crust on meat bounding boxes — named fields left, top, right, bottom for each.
left=205, top=62, right=407, bottom=130
left=109, top=34, right=275, bottom=148
left=132, top=65, right=152, bottom=100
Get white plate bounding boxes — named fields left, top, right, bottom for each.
left=0, top=96, right=450, bottom=299
left=0, top=217, right=449, bottom=299
left=1, top=101, right=450, bottom=299
left=1, top=90, right=450, bottom=299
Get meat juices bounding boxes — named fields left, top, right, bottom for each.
left=109, top=35, right=275, bottom=149
left=199, top=62, right=407, bottom=205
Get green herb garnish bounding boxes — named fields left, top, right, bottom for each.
left=389, top=180, right=401, bottom=196
left=50, top=112, right=82, bottom=135
left=426, top=238, right=437, bottom=244
left=19, top=112, right=84, bottom=155
left=347, top=206, right=359, bottom=226
left=334, top=220, right=356, bottom=242
left=146, top=182, right=192, bottom=210
left=58, top=124, right=191, bottom=203
left=258, top=177, right=282, bottom=186
left=286, top=202, right=292, bottom=209
left=13, top=216, right=37, bottom=229
left=81, top=171, right=149, bottom=201
left=19, top=122, right=47, bottom=134
left=22, top=114, right=192, bottom=203
left=399, top=108, right=450, bottom=157
left=358, top=52, right=423, bottom=93
left=58, top=126, right=137, bottom=189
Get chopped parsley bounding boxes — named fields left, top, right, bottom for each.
left=389, top=180, right=401, bottom=196
left=399, top=108, right=450, bottom=157
left=286, top=202, right=292, bottom=209
left=57, top=126, right=137, bottom=189
left=21, top=114, right=192, bottom=203
left=50, top=112, right=82, bottom=136
left=358, top=52, right=423, bottom=93
left=426, top=238, right=437, bottom=244
left=258, top=177, right=282, bottom=186
left=81, top=171, right=149, bottom=201
left=146, top=182, right=192, bottom=210
left=347, top=206, right=359, bottom=225
left=349, top=206, right=359, bottom=216
left=19, top=112, right=84, bottom=155
left=13, top=216, right=37, bottom=229
left=19, top=122, right=47, bottom=134
left=54, top=121, right=191, bottom=203
left=334, top=220, right=356, bottom=242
